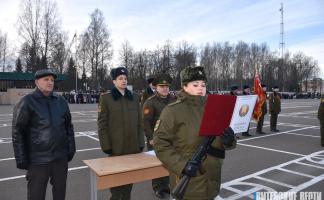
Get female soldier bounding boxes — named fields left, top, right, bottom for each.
left=153, top=66, right=236, bottom=200
left=98, top=67, right=144, bottom=200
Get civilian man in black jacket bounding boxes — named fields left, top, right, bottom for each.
left=12, top=68, right=76, bottom=200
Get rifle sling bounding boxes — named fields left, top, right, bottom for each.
left=207, top=147, right=225, bottom=159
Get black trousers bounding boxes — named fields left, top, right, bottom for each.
left=110, top=184, right=133, bottom=200
left=256, top=114, right=265, bottom=132
left=26, top=160, right=68, bottom=200
left=270, top=113, right=278, bottom=130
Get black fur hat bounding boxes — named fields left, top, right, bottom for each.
left=110, top=67, right=128, bottom=80
left=231, top=85, right=238, bottom=91
left=180, top=66, right=207, bottom=86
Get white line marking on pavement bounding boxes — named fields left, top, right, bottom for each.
left=254, top=176, right=295, bottom=188
left=284, top=132, right=320, bottom=138
left=216, top=150, right=324, bottom=199
left=237, top=143, right=306, bottom=157
left=78, top=132, right=99, bottom=141
left=0, top=166, right=88, bottom=182
left=0, top=147, right=101, bottom=162
left=238, top=126, right=318, bottom=142
left=277, top=168, right=315, bottom=178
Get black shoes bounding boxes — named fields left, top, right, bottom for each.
left=242, top=132, right=252, bottom=136
left=154, top=188, right=170, bottom=199
left=154, top=190, right=164, bottom=199
left=256, top=131, right=266, bottom=134
left=271, top=129, right=280, bottom=132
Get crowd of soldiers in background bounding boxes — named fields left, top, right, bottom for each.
left=62, top=90, right=101, bottom=104
left=61, top=89, right=321, bottom=104
left=211, top=91, right=322, bottom=99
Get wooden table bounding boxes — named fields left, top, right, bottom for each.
left=83, top=151, right=169, bottom=200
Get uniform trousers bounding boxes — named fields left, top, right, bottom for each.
left=270, top=113, right=278, bottom=130
left=26, top=159, right=68, bottom=200
left=110, top=184, right=133, bottom=200
left=147, top=145, right=169, bottom=192
left=256, top=114, right=265, bottom=132
left=320, top=122, right=324, bottom=146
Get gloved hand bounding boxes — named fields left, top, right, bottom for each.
left=103, top=149, right=112, bottom=155
left=17, top=162, right=28, bottom=170
left=140, top=147, right=144, bottom=152
left=68, top=152, right=75, bottom=162
left=221, top=127, right=235, bottom=148
left=182, top=160, right=200, bottom=177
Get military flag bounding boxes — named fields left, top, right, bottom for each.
left=252, top=66, right=266, bottom=121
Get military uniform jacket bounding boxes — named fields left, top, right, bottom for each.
left=261, top=92, right=268, bottom=115
left=269, top=92, right=281, bottom=114
left=98, top=87, right=144, bottom=156
left=318, top=98, right=324, bottom=121
left=154, top=91, right=228, bottom=200
left=142, top=94, right=176, bottom=141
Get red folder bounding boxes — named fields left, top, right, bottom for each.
left=199, top=94, right=236, bottom=136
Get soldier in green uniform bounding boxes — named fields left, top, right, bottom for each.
left=256, top=84, right=268, bottom=134
left=317, top=96, right=324, bottom=147
left=97, top=67, right=144, bottom=200
left=269, top=86, right=281, bottom=132
left=153, top=66, right=236, bottom=200
left=142, top=73, right=176, bottom=198
left=141, top=76, right=155, bottom=105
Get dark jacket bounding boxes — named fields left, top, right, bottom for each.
left=142, top=94, right=176, bottom=141
left=262, top=91, right=268, bottom=115
left=12, top=88, right=76, bottom=169
left=269, top=92, right=281, bottom=114
left=98, top=87, right=144, bottom=156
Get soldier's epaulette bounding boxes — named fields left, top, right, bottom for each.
left=168, top=99, right=182, bottom=106
left=147, top=95, right=156, bottom=101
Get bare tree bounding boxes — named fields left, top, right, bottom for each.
left=17, top=0, right=42, bottom=71
left=85, top=9, right=112, bottom=90
left=0, top=32, right=8, bottom=72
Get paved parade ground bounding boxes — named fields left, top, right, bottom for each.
left=0, top=99, right=323, bottom=200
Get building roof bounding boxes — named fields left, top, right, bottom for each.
left=0, top=72, right=65, bottom=81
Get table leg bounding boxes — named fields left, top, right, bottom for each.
left=90, top=170, right=97, bottom=200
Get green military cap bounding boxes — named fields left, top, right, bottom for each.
left=152, top=73, right=172, bottom=86
left=180, top=66, right=207, bottom=86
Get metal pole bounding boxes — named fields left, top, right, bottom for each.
left=76, top=68, right=78, bottom=92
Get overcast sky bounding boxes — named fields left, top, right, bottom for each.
left=1, top=0, right=324, bottom=76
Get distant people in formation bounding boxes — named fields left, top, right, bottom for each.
left=256, top=84, right=268, bottom=134
left=317, top=96, right=324, bottom=147
left=142, top=72, right=176, bottom=198
left=269, top=86, right=281, bottom=132
left=230, top=85, right=240, bottom=96
left=97, top=66, right=144, bottom=200
left=242, top=85, right=252, bottom=136
left=154, top=66, right=236, bottom=200
left=12, top=68, right=76, bottom=200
